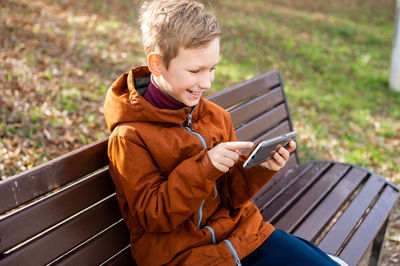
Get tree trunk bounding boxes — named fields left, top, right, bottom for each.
left=390, top=0, right=400, bottom=92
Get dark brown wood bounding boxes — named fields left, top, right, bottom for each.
left=369, top=217, right=389, bottom=265
left=275, top=164, right=349, bottom=233
left=339, top=186, right=398, bottom=265
left=252, top=163, right=313, bottom=209
left=50, top=220, right=131, bottom=265
left=274, top=163, right=350, bottom=232
left=1, top=196, right=121, bottom=265
left=293, top=166, right=368, bottom=241
left=0, top=168, right=114, bottom=254
left=229, top=87, right=284, bottom=128
left=235, top=104, right=288, bottom=141
left=208, top=70, right=280, bottom=109
left=0, top=138, right=109, bottom=214
left=103, top=247, right=137, bottom=266
left=251, top=120, right=291, bottom=144
left=317, top=174, right=385, bottom=254
left=261, top=162, right=331, bottom=223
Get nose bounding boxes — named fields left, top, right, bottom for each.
left=199, top=71, right=213, bottom=90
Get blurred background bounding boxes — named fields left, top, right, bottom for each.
left=1, top=0, right=399, bottom=264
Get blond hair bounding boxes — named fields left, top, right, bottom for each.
left=139, top=0, right=221, bottom=69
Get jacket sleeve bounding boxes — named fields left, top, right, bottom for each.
left=108, top=132, right=224, bottom=233
left=217, top=115, right=277, bottom=209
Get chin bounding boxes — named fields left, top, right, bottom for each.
left=185, top=99, right=201, bottom=107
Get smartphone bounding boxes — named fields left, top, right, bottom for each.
left=243, top=131, right=297, bottom=169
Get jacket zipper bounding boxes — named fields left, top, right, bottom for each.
left=183, top=107, right=208, bottom=229
left=223, top=239, right=242, bottom=266
left=204, top=226, right=217, bottom=244
left=183, top=107, right=218, bottom=242
left=197, top=200, right=205, bottom=228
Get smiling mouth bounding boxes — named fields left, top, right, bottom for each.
left=187, top=89, right=202, bottom=96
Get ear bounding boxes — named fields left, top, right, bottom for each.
left=147, top=53, right=162, bottom=77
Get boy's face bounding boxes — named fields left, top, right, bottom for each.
left=157, top=38, right=220, bottom=107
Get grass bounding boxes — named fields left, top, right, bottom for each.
left=0, top=0, right=399, bottom=185
left=212, top=0, right=400, bottom=183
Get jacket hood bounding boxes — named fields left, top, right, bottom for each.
left=104, top=66, right=197, bottom=132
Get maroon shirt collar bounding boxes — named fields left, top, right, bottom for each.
left=143, top=77, right=186, bottom=110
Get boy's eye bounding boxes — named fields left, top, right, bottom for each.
left=189, top=67, right=216, bottom=74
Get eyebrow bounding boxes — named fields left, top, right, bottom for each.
left=189, top=62, right=219, bottom=69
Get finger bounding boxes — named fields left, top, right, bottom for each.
left=277, top=146, right=290, bottom=161
left=262, top=160, right=280, bottom=171
left=215, top=163, right=230, bottom=173
left=219, top=156, right=236, bottom=168
left=223, top=141, right=254, bottom=151
left=287, top=140, right=296, bottom=152
left=222, top=149, right=240, bottom=162
left=272, top=152, right=285, bottom=167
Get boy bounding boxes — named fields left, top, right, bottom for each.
left=104, top=0, right=344, bottom=265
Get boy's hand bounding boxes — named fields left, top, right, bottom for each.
left=208, top=142, right=254, bottom=173
left=260, top=140, right=296, bottom=171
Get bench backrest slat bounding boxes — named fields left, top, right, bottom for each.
left=50, top=220, right=130, bottom=265
left=0, top=168, right=113, bottom=254
left=1, top=196, right=122, bottom=265
left=0, top=139, right=109, bottom=214
left=229, top=86, right=284, bottom=128
left=207, top=70, right=281, bottom=109
left=234, top=104, right=288, bottom=141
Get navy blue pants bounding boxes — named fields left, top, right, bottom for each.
left=242, top=229, right=339, bottom=266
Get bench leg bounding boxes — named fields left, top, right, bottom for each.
left=368, top=217, right=389, bottom=266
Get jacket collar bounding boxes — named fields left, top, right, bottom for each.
left=104, top=66, right=202, bottom=132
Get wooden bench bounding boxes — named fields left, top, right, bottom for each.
left=1, top=70, right=398, bottom=265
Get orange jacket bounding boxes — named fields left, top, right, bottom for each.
left=104, top=67, right=276, bottom=265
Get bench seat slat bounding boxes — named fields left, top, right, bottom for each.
left=0, top=169, right=114, bottom=254
left=253, top=163, right=313, bottom=209
left=279, top=155, right=298, bottom=175
left=339, top=186, right=398, bottom=265
left=274, top=163, right=350, bottom=232
left=104, top=247, right=136, bottom=266
left=229, top=87, right=284, bottom=128
left=1, top=196, right=121, bottom=265
left=208, top=70, right=280, bottom=109
left=317, top=174, right=385, bottom=254
left=52, top=220, right=132, bottom=266
left=235, top=104, right=288, bottom=141
left=261, top=162, right=331, bottom=222
left=0, top=139, right=109, bottom=214
left=293, top=166, right=368, bottom=241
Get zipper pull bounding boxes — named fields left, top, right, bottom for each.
left=187, top=113, right=192, bottom=129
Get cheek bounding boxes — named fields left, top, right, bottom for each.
left=177, top=76, right=198, bottom=90
left=166, top=72, right=191, bottom=90
left=210, top=72, right=215, bottom=82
